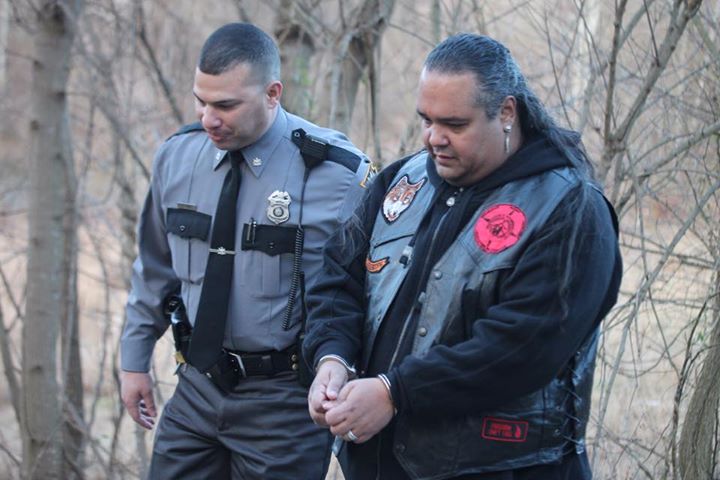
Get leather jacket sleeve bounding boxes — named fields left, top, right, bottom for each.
left=303, top=159, right=408, bottom=369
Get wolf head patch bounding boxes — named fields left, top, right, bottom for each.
left=382, top=175, right=426, bottom=223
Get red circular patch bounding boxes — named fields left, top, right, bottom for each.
left=474, top=204, right=527, bottom=253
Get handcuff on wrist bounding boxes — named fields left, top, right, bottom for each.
left=377, top=373, right=397, bottom=415
left=316, top=354, right=357, bottom=379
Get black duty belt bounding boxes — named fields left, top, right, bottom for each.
left=227, top=348, right=299, bottom=376
left=202, top=347, right=300, bottom=393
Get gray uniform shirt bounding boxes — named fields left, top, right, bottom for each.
left=121, top=107, right=371, bottom=372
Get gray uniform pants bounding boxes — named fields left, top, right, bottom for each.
left=148, top=365, right=332, bottom=479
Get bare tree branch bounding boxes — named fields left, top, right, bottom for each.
left=135, top=0, right=183, bottom=125
left=0, top=300, right=21, bottom=431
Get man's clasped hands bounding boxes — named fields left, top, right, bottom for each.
left=308, top=359, right=395, bottom=444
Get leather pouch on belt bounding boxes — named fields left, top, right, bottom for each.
left=204, top=354, right=240, bottom=394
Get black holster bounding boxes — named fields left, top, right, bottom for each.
left=164, top=294, right=192, bottom=363
left=204, top=352, right=243, bottom=394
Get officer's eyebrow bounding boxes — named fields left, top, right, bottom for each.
left=193, top=91, right=240, bottom=108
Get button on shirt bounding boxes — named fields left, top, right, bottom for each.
left=121, top=108, right=370, bottom=372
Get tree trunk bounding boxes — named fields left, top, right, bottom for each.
left=678, top=274, right=720, bottom=479
left=431, top=0, right=444, bottom=43
left=22, top=1, right=83, bottom=478
left=61, top=179, right=83, bottom=479
left=671, top=11, right=720, bottom=480
left=320, top=0, right=396, bottom=134
left=274, top=0, right=316, bottom=119
left=0, top=0, right=8, bottom=90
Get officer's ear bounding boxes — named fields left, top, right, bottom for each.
left=266, top=81, right=283, bottom=108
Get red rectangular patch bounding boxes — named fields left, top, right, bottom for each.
left=481, top=417, right=529, bottom=443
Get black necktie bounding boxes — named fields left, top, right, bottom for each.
left=186, top=151, right=242, bottom=372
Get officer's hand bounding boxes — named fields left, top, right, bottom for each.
left=308, top=359, right=349, bottom=427
left=325, top=378, right=394, bottom=444
left=120, top=371, right=157, bottom=430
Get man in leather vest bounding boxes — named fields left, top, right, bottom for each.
left=304, top=34, right=622, bottom=480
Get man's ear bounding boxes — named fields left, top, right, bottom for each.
left=499, top=95, right=518, bottom=126
left=266, top=81, right=283, bottom=107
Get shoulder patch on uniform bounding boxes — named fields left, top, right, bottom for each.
left=365, top=255, right=389, bottom=273
left=166, top=121, right=204, bottom=141
left=382, top=175, right=426, bottom=223
left=474, top=204, right=526, bottom=253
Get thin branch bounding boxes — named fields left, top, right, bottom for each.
left=594, top=174, right=720, bottom=469
left=614, top=118, right=720, bottom=213
left=578, top=0, right=656, bottom=136
left=612, top=1, right=703, bottom=154
left=599, top=0, right=629, bottom=182
left=0, top=301, right=21, bottom=431
left=543, top=13, right=572, bottom=128
left=0, top=438, right=21, bottom=468
left=135, top=1, right=183, bottom=125
left=642, top=0, right=660, bottom=63
left=0, top=264, right=23, bottom=322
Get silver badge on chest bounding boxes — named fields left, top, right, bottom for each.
left=267, top=190, right=291, bottom=224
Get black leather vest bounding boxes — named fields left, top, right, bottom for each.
left=364, top=152, right=599, bottom=479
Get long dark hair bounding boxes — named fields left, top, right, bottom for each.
left=424, top=33, right=599, bottom=319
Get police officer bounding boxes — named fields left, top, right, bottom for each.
left=120, top=23, right=372, bottom=479
left=304, top=34, right=622, bottom=479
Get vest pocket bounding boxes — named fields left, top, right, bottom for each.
left=370, top=231, right=413, bottom=250
left=457, top=390, right=564, bottom=471
left=367, top=232, right=414, bottom=269
left=394, top=414, right=461, bottom=478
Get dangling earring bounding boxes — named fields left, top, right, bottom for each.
left=503, top=125, right=512, bottom=153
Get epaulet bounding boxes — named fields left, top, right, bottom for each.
left=166, top=122, right=204, bottom=141
left=327, top=144, right=364, bottom=173
left=291, top=128, right=364, bottom=172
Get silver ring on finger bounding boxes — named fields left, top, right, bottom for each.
left=345, top=430, right=358, bottom=442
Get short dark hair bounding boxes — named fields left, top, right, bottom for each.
left=198, top=23, right=280, bottom=85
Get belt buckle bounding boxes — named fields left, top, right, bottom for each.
left=226, top=351, right=247, bottom=378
